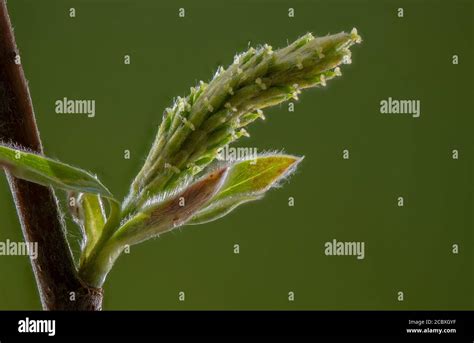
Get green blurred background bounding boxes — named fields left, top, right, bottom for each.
left=0, top=0, right=472, bottom=310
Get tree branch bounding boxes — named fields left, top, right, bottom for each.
left=0, top=0, right=102, bottom=310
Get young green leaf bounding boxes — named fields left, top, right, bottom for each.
left=0, top=144, right=112, bottom=197
left=76, top=194, right=107, bottom=263
left=188, top=154, right=302, bottom=224
left=188, top=193, right=263, bottom=225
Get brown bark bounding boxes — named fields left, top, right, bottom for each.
left=0, top=0, right=102, bottom=310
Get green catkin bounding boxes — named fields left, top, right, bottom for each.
left=122, top=29, right=362, bottom=215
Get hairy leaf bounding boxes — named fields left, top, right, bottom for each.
left=0, top=145, right=112, bottom=197
left=189, top=154, right=302, bottom=224
left=77, top=194, right=107, bottom=262
left=112, top=167, right=229, bottom=246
